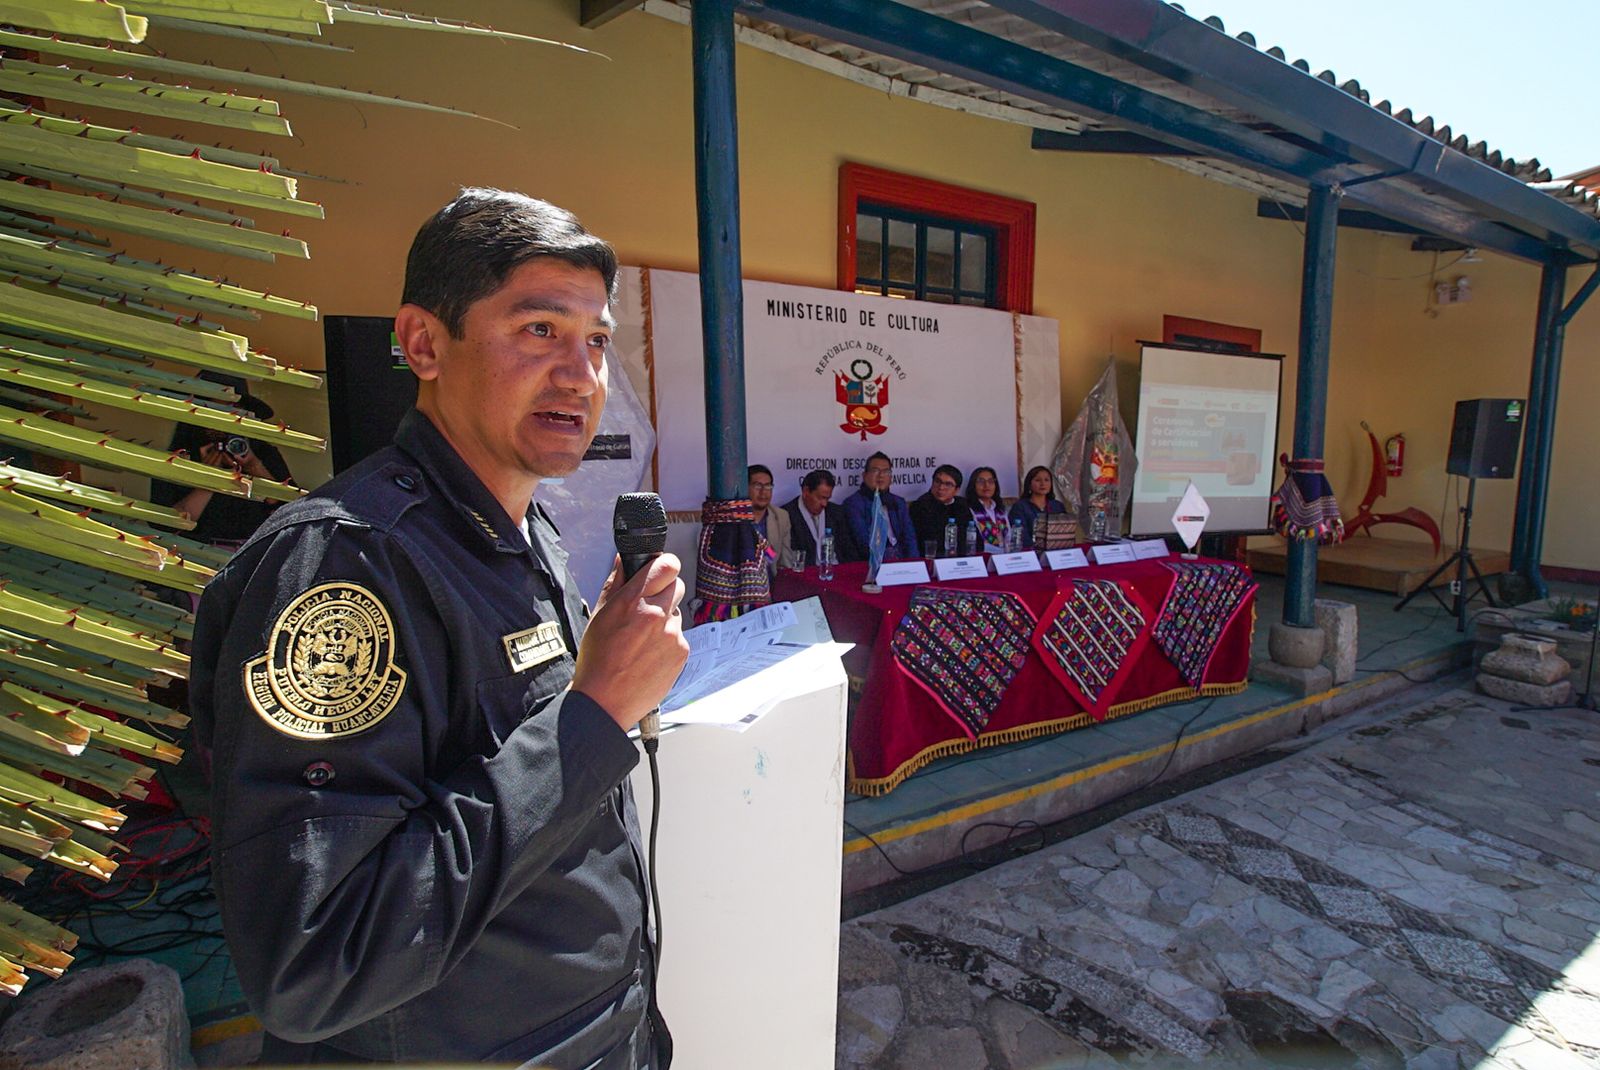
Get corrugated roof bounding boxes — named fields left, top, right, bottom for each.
left=1168, top=6, right=1600, bottom=224
left=644, top=0, right=1600, bottom=230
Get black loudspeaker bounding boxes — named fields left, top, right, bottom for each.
left=323, top=316, right=417, bottom=474
left=1446, top=398, right=1524, bottom=479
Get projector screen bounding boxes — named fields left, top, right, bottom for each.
left=1132, top=344, right=1284, bottom=536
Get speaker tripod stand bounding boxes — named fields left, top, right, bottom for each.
left=1394, top=476, right=1497, bottom=632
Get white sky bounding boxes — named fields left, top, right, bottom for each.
left=1181, top=1, right=1598, bottom=178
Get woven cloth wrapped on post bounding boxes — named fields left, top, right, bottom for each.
left=1271, top=455, right=1344, bottom=544
left=692, top=497, right=770, bottom=624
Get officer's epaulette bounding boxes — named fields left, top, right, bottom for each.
left=466, top=509, right=501, bottom=542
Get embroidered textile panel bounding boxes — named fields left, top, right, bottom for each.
left=890, top=587, right=1036, bottom=737
left=1032, top=579, right=1150, bottom=720
left=1152, top=561, right=1258, bottom=689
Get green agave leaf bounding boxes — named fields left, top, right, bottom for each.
left=0, top=211, right=109, bottom=248
left=0, top=30, right=510, bottom=126
left=0, top=624, right=161, bottom=689
left=0, top=387, right=85, bottom=417
left=0, top=120, right=295, bottom=199
left=0, top=518, right=216, bottom=594
left=0, top=640, right=153, bottom=705
left=0, top=462, right=197, bottom=529
left=0, top=666, right=188, bottom=729
left=43, top=836, right=117, bottom=881
left=0, top=100, right=283, bottom=171
left=0, top=764, right=125, bottom=833
left=65, top=704, right=183, bottom=764
left=0, top=62, right=293, bottom=137
left=0, top=588, right=190, bottom=675
left=0, top=405, right=306, bottom=503
left=0, top=898, right=78, bottom=951
left=0, top=731, right=154, bottom=798
left=0, top=491, right=171, bottom=571
left=0, top=180, right=306, bottom=263
left=7, top=165, right=255, bottom=226
left=0, top=954, right=26, bottom=996
left=0, top=573, right=180, bottom=649
left=0, top=855, right=33, bottom=883
left=0, top=232, right=319, bottom=321
left=144, top=15, right=348, bottom=49
left=0, top=283, right=327, bottom=388
left=0, top=548, right=196, bottom=633
left=0, top=335, right=243, bottom=405
left=0, top=1, right=147, bottom=43
left=0, top=925, right=72, bottom=978
left=0, top=687, right=86, bottom=754
left=332, top=3, right=601, bottom=58
left=124, top=0, right=331, bottom=36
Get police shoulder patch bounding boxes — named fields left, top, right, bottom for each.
left=244, top=582, right=407, bottom=740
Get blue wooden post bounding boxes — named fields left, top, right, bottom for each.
left=692, top=0, right=748, bottom=500
left=1283, top=183, right=1339, bottom=628
left=1509, top=261, right=1565, bottom=597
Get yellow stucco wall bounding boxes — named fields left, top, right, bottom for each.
left=137, top=1, right=1595, bottom=571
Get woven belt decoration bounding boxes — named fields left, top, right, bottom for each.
left=1271, top=454, right=1344, bottom=544
left=1151, top=560, right=1258, bottom=689
left=890, top=587, right=1036, bottom=738
left=692, top=497, right=770, bottom=624
left=1031, top=579, right=1153, bottom=720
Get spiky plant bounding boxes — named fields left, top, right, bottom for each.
left=0, top=0, right=580, bottom=993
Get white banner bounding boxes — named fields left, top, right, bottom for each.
left=650, top=270, right=1022, bottom=510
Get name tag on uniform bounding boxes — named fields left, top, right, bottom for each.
left=503, top=622, right=567, bottom=673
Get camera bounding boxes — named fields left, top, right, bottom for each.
left=222, top=436, right=250, bottom=459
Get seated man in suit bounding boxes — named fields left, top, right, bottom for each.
left=842, top=452, right=918, bottom=563
left=747, top=464, right=791, bottom=573
left=781, top=468, right=859, bottom=564
left=910, top=464, right=974, bottom=557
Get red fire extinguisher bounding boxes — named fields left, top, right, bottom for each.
left=1384, top=433, right=1405, bottom=477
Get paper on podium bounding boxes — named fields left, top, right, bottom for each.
left=661, top=597, right=850, bottom=731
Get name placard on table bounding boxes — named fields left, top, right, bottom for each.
left=874, top=560, right=932, bottom=587
left=990, top=551, right=1043, bottom=576
left=1132, top=538, right=1172, bottom=560
left=1088, top=542, right=1138, bottom=565
left=1044, top=548, right=1090, bottom=570
left=932, top=556, right=989, bottom=582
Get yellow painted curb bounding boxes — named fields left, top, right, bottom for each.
left=191, top=1014, right=261, bottom=1049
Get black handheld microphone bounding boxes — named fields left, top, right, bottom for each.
left=613, top=493, right=670, bottom=743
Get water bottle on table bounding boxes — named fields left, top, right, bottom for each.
left=818, top=530, right=836, bottom=581
left=943, top=518, right=957, bottom=558
left=966, top=518, right=979, bottom=555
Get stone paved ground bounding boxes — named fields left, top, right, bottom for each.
left=837, top=687, right=1600, bottom=1069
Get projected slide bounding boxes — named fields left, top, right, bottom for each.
left=1132, top=345, right=1283, bottom=535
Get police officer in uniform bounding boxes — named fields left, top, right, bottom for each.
left=190, top=189, right=688, bottom=1067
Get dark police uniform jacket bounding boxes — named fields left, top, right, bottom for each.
left=191, top=410, right=665, bottom=1067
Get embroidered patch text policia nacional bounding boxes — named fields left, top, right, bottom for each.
left=245, top=583, right=408, bottom=739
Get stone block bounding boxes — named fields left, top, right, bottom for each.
left=0, top=959, right=192, bottom=1070
left=1313, top=599, right=1358, bottom=684
left=1475, top=673, right=1573, bottom=706
left=1268, top=622, right=1326, bottom=669
left=1481, top=633, right=1571, bottom=685
left=1254, top=658, right=1334, bottom=697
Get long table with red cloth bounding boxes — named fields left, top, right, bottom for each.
left=772, top=556, right=1255, bottom=795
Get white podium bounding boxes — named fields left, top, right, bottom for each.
left=631, top=660, right=848, bottom=1070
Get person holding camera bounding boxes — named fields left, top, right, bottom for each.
left=150, top=376, right=294, bottom=547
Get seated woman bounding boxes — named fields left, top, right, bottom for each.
left=909, top=464, right=973, bottom=556
left=963, top=466, right=1010, bottom=553
left=1008, top=465, right=1066, bottom=548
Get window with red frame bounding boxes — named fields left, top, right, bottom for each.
left=838, top=163, right=1036, bottom=314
